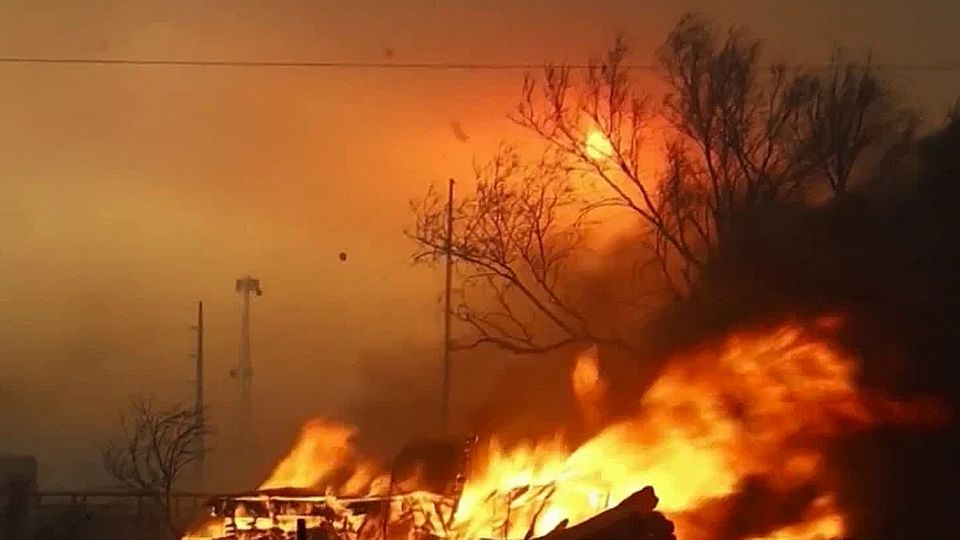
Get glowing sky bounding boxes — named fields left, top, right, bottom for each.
left=0, top=0, right=957, bottom=489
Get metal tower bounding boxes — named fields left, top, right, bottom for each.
left=234, top=276, right=262, bottom=445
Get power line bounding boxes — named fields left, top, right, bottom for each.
left=0, top=56, right=959, bottom=72
left=0, top=57, right=616, bottom=69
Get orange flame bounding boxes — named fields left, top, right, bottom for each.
left=571, top=345, right=606, bottom=427
left=746, top=496, right=844, bottom=540
left=259, top=419, right=363, bottom=491
left=450, top=322, right=912, bottom=540
left=210, top=319, right=947, bottom=540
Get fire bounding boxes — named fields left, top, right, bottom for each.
left=571, top=346, right=606, bottom=427
left=190, top=318, right=947, bottom=540
left=450, top=321, right=906, bottom=540
left=746, top=496, right=844, bottom=540
left=259, top=419, right=386, bottom=495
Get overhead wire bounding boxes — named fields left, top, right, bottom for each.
left=0, top=56, right=959, bottom=72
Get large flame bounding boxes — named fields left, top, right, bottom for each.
left=449, top=319, right=943, bottom=540
left=259, top=419, right=355, bottom=490
left=194, top=318, right=945, bottom=540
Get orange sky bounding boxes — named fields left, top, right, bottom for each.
left=0, top=0, right=958, bottom=489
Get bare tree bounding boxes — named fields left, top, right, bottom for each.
left=412, top=146, right=616, bottom=353
left=511, top=40, right=690, bottom=287
left=656, top=17, right=822, bottom=268
left=798, top=52, right=916, bottom=196
left=657, top=17, right=914, bottom=248
left=411, top=14, right=909, bottom=354
left=510, top=21, right=820, bottom=295
left=103, top=397, right=209, bottom=536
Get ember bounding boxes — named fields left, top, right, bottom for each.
left=185, top=319, right=943, bottom=540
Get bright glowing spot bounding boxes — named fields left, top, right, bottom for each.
left=571, top=347, right=601, bottom=398
left=572, top=346, right=606, bottom=426
left=584, top=130, right=613, bottom=160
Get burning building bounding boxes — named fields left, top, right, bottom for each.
left=185, top=317, right=947, bottom=540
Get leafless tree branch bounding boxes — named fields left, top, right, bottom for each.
left=410, top=13, right=910, bottom=358
left=103, top=397, right=210, bottom=537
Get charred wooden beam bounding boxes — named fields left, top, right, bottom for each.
left=533, top=487, right=675, bottom=540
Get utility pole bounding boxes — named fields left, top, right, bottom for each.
left=234, top=276, right=262, bottom=448
left=441, top=178, right=455, bottom=435
left=192, top=301, right=205, bottom=489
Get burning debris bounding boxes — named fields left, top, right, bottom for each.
left=193, top=489, right=453, bottom=540
left=186, top=486, right=673, bottom=540
left=185, top=319, right=947, bottom=540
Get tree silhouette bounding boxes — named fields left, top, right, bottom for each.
left=412, top=147, right=605, bottom=353
left=102, top=397, right=208, bottom=536
left=412, top=14, right=911, bottom=354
